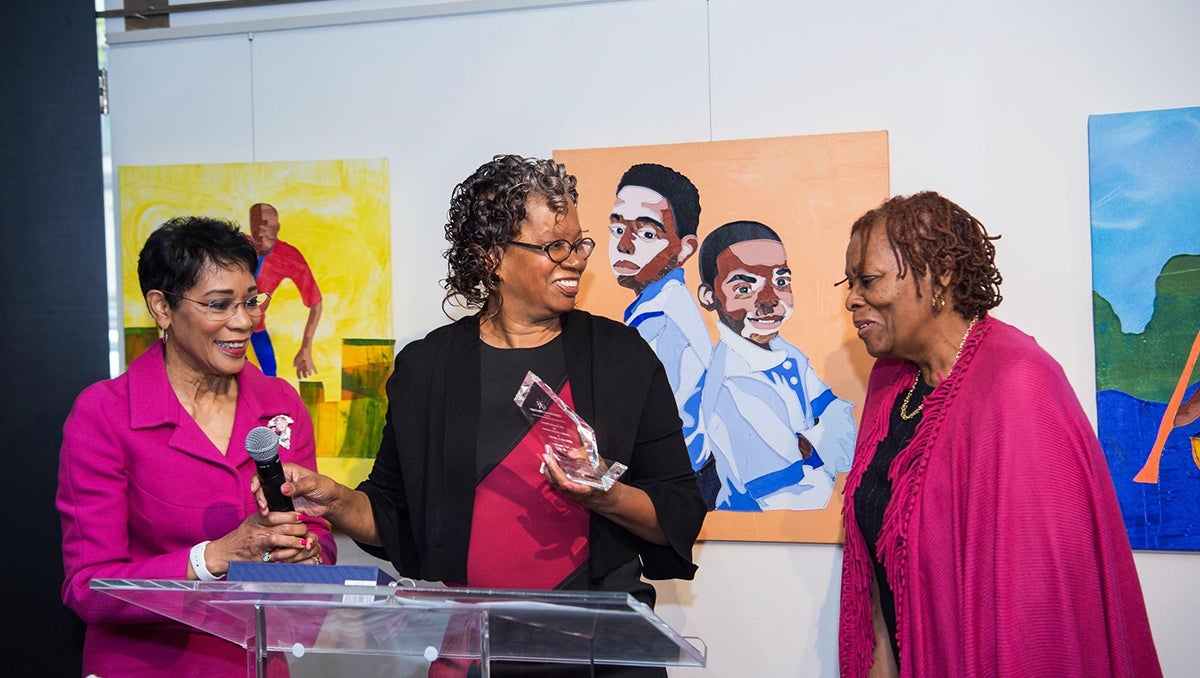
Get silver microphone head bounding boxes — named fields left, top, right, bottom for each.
left=245, top=426, right=280, bottom=462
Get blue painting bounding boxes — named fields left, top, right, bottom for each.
left=1090, top=105, right=1200, bottom=550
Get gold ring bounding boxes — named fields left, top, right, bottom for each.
left=314, top=555, right=322, bottom=564
left=262, top=551, right=272, bottom=562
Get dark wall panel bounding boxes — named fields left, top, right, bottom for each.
left=2, top=2, right=107, bottom=674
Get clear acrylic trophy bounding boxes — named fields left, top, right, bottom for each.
left=514, top=371, right=628, bottom=491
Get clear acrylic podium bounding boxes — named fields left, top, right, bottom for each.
left=91, top=579, right=706, bottom=677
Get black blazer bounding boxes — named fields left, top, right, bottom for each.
left=356, top=310, right=705, bottom=588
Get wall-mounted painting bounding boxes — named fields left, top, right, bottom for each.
left=1089, top=105, right=1200, bottom=550
left=556, top=132, right=888, bottom=543
left=118, top=158, right=393, bottom=488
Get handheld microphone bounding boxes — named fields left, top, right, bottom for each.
left=245, top=426, right=295, bottom=512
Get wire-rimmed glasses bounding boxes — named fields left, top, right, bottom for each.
left=507, top=237, right=596, bottom=263
left=164, top=291, right=271, bottom=321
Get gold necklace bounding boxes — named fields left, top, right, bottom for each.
left=898, top=316, right=980, bottom=421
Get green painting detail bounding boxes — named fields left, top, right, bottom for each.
left=1094, top=253, right=1200, bottom=403
left=294, top=337, right=396, bottom=459
left=339, top=396, right=387, bottom=458
left=125, top=327, right=160, bottom=367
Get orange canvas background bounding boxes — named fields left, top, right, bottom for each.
left=555, top=132, right=889, bottom=542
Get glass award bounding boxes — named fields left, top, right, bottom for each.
left=514, top=371, right=628, bottom=491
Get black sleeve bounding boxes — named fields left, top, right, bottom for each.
left=622, top=342, right=706, bottom=580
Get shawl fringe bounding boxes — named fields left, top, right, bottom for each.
left=839, top=316, right=990, bottom=678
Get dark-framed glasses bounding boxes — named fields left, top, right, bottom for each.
left=164, top=291, right=271, bottom=321
left=507, top=237, right=596, bottom=263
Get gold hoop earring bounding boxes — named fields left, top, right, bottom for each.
left=932, top=293, right=945, bottom=313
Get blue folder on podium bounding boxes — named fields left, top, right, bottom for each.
left=228, top=561, right=394, bottom=586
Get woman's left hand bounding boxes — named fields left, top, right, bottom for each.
left=540, top=448, right=616, bottom=512
left=541, top=446, right=668, bottom=545
left=263, top=527, right=324, bottom=565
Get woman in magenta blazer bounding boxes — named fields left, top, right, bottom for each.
left=57, top=216, right=336, bottom=677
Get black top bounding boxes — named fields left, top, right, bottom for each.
left=853, top=374, right=933, bottom=665
left=355, top=310, right=706, bottom=591
left=477, top=336, right=566, bottom=479
left=474, top=337, right=662, bottom=676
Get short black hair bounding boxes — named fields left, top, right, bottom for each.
left=697, top=220, right=782, bottom=287
left=616, top=163, right=701, bottom=238
left=137, top=216, right=257, bottom=304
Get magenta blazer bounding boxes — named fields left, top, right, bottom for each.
left=57, top=341, right=336, bottom=677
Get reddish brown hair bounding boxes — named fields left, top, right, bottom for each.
left=848, top=191, right=1003, bottom=318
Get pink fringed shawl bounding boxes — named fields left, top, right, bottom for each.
left=839, top=316, right=1161, bottom=677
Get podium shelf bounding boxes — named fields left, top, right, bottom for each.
left=91, top=578, right=706, bottom=671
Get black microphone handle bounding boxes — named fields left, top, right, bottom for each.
left=255, top=457, right=295, bottom=512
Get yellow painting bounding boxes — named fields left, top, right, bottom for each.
left=119, top=158, right=393, bottom=488
left=556, top=133, right=888, bottom=543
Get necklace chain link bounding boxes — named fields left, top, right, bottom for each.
left=899, top=316, right=980, bottom=421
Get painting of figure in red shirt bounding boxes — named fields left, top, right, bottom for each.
left=248, top=202, right=323, bottom=379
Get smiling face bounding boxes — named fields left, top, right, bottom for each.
left=843, top=219, right=935, bottom=361
left=608, top=185, right=696, bottom=294
left=154, top=261, right=260, bottom=381
left=701, top=238, right=793, bottom=346
left=494, top=196, right=586, bottom=323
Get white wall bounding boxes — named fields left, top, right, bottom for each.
left=104, top=1, right=1200, bottom=675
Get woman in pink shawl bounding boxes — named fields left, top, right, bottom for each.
left=836, top=192, right=1161, bottom=678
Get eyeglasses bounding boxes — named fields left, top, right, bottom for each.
left=164, top=291, right=271, bottom=321
left=507, top=237, right=596, bottom=263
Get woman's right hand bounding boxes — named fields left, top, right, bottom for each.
left=254, top=461, right=381, bottom=547
left=252, top=462, right=339, bottom=519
